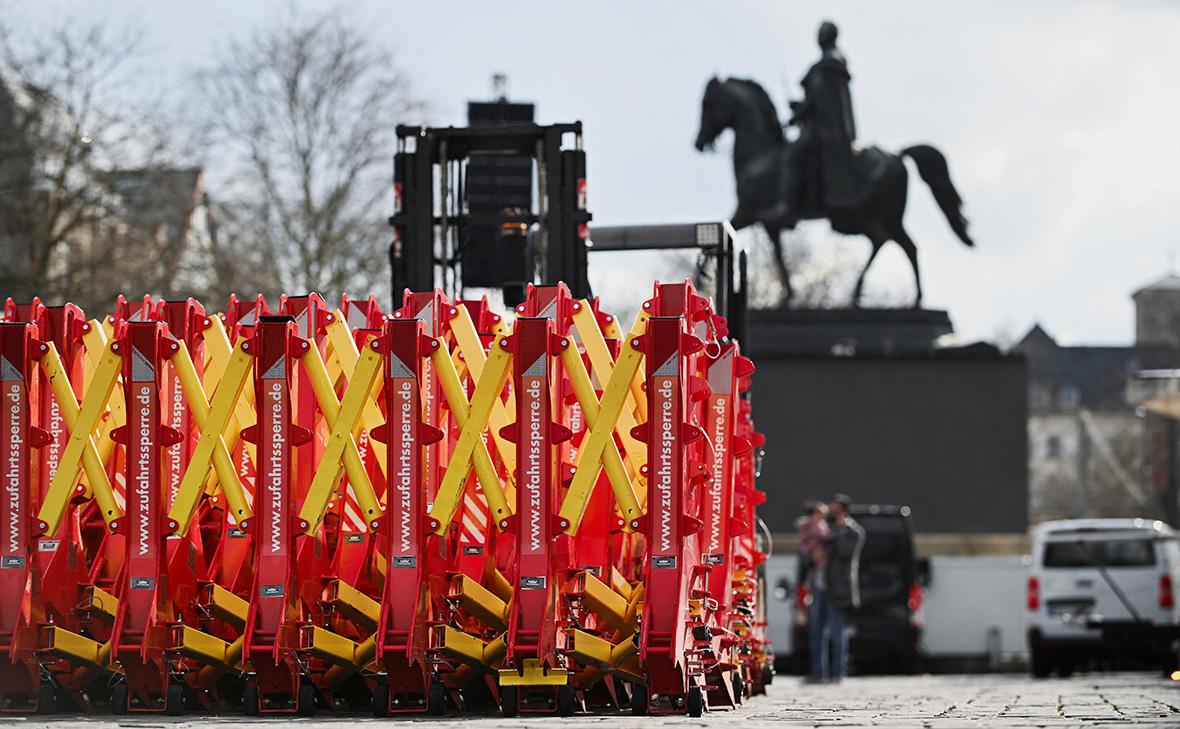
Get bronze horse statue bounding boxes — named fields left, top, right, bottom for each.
left=694, top=76, right=973, bottom=307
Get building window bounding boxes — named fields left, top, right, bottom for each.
left=1058, top=385, right=1080, bottom=410
left=1046, top=435, right=1062, bottom=459
left=1030, top=384, right=1051, bottom=410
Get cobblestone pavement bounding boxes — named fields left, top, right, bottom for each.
left=8, top=672, right=1179, bottom=728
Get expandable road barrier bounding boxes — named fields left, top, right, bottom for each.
left=0, top=281, right=770, bottom=717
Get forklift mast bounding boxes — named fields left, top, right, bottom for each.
left=390, top=123, right=590, bottom=305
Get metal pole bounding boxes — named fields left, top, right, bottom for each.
left=439, top=141, right=450, bottom=297
left=1167, top=417, right=1179, bottom=527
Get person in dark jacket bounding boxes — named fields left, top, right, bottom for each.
left=817, top=493, right=865, bottom=682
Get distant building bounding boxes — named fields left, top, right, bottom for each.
left=1014, top=274, right=1180, bottom=523
left=0, top=73, right=216, bottom=311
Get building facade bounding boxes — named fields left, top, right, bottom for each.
left=1015, top=274, right=1180, bottom=524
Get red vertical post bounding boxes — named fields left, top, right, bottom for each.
left=0, top=323, right=50, bottom=710
left=241, top=316, right=314, bottom=714
left=374, top=318, right=440, bottom=710
left=701, top=344, right=738, bottom=606
left=504, top=316, right=569, bottom=672
left=109, top=321, right=183, bottom=712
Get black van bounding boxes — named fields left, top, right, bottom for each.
left=789, top=504, right=928, bottom=674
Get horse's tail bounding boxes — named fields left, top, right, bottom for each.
left=902, top=144, right=973, bottom=247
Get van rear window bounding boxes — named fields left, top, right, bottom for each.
left=1042, top=538, right=1156, bottom=568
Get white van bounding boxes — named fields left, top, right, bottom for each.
left=1026, top=518, right=1178, bottom=677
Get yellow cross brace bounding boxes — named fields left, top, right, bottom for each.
left=324, top=310, right=387, bottom=473
left=429, top=337, right=512, bottom=534
left=558, top=341, right=641, bottom=532
left=558, top=332, right=645, bottom=534
left=168, top=340, right=254, bottom=535
left=573, top=304, right=649, bottom=475
left=37, top=343, right=123, bottom=535
left=202, top=317, right=257, bottom=462
left=300, top=343, right=383, bottom=535
left=79, top=320, right=124, bottom=498
left=447, top=305, right=517, bottom=481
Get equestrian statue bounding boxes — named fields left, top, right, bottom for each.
left=695, top=20, right=973, bottom=307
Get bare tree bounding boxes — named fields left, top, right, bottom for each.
left=196, top=10, right=426, bottom=300
left=0, top=19, right=184, bottom=313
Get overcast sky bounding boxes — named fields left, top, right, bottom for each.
left=8, top=0, right=1180, bottom=345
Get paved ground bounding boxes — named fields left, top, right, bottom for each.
left=5, top=672, right=1178, bottom=727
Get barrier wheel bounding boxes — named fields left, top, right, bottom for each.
left=732, top=673, right=745, bottom=704
left=557, top=685, right=576, bottom=716
left=165, top=683, right=186, bottom=716
left=36, top=681, right=56, bottom=714
left=242, top=684, right=259, bottom=715
left=297, top=684, right=317, bottom=717
left=630, top=683, right=647, bottom=716
left=110, top=684, right=129, bottom=715
left=371, top=683, right=389, bottom=717
left=427, top=682, right=447, bottom=716
left=687, top=685, right=704, bottom=717
left=499, top=686, right=518, bottom=718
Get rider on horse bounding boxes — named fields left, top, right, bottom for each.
left=779, top=20, right=859, bottom=221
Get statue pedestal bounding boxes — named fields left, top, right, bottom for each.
left=741, top=305, right=1027, bottom=539
left=746, top=307, right=953, bottom=357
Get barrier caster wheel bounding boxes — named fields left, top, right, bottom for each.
left=371, top=683, right=389, bottom=717
left=557, top=685, right=576, bottom=716
left=297, top=684, right=317, bottom=717
left=630, top=683, right=647, bottom=716
left=110, top=684, right=129, bottom=715
left=732, top=674, right=745, bottom=704
left=687, top=685, right=704, bottom=717
left=500, top=686, right=518, bottom=718
left=242, top=684, right=259, bottom=716
left=37, top=682, right=56, bottom=714
left=165, top=683, right=186, bottom=716
left=427, top=682, right=447, bottom=716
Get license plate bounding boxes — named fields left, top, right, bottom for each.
left=1047, top=602, right=1090, bottom=617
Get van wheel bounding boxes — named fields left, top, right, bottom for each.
left=1030, top=645, right=1052, bottom=678
left=1056, top=659, right=1074, bottom=678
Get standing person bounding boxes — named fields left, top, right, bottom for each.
left=823, top=493, right=865, bottom=682
left=797, top=501, right=832, bottom=683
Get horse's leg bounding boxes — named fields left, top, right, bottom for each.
left=893, top=226, right=923, bottom=308
left=767, top=225, right=793, bottom=305
left=853, top=237, right=885, bottom=308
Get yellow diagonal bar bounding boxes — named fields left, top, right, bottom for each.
left=448, top=305, right=516, bottom=478
left=202, top=317, right=257, bottom=465
left=558, top=335, right=644, bottom=533
left=428, top=336, right=511, bottom=535
left=300, top=344, right=383, bottom=534
left=573, top=304, right=648, bottom=474
left=169, top=340, right=253, bottom=534
left=324, top=310, right=387, bottom=472
left=558, top=343, right=639, bottom=532
left=430, top=339, right=512, bottom=526
left=37, top=343, right=122, bottom=535
left=80, top=320, right=124, bottom=495
left=603, top=313, right=649, bottom=424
